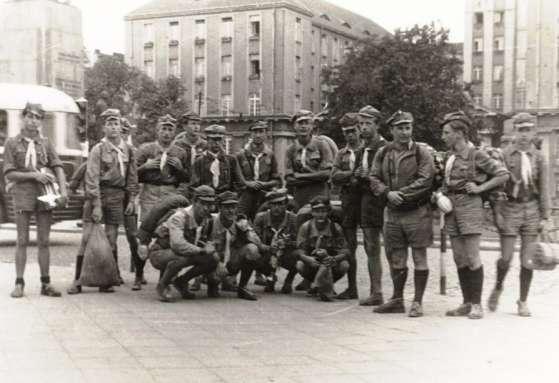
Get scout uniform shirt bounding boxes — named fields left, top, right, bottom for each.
left=190, top=150, right=240, bottom=193
left=3, top=134, right=63, bottom=211
left=502, top=147, right=550, bottom=219
left=174, top=134, right=207, bottom=176
left=253, top=210, right=298, bottom=250
left=297, top=218, right=349, bottom=259
left=85, top=138, right=139, bottom=206
left=210, top=213, right=263, bottom=266
left=285, top=136, right=334, bottom=209
left=136, top=142, right=189, bottom=186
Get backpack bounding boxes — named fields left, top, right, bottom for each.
left=464, top=146, right=506, bottom=203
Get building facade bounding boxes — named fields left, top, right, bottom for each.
left=124, top=0, right=388, bottom=118
left=0, top=0, right=85, bottom=98
left=464, top=0, right=559, bottom=113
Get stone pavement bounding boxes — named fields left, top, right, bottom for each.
left=0, top=240, right=557, bottom=382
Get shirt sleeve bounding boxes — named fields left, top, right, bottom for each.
left=475, top=150, right=509, bottom=178
left=330, top=151, right=347, bottom=186
left=369, top=147, right=388, bottom=196
left=168, top=210, right=202, bottom=257
left=318, top=141, right=334, bottom=170
left=537, top=153, right=551, bottom=219
left=45, top=140, right=63, bottom=169
left=284, top=147, right=295, bottom=178
left=85, top=145, right=102, bottom=205
left=2, top=138, right=18, bottom=176
left=126, top=145, right=139, bottom=199
left=296, top=223, right=310, bottom=256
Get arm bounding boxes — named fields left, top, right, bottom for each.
left=330, top=152, right=353, bottom=186
left=3, top=139, right=42, bottom=183
left=398, top=146, right=435, bottom=199
left=369, top=148, right=389, bottom=197
left=296, top=223, right=317, bottom=264
left=538, top=154, right=551, bottom=220
left=168, top=210, right=204, bottom=257
left=126, top=146, right=139, bottom=200
left=331, top=224, right=349, bottom=262
left=84, top=145, right=102, bottom=207
left=467, top=151, right=509, bottom=195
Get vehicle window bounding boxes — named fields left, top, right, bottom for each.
left=0, top=110, right=7, bottom=147
left=65, top=114, right=82, bottom=150
left=41, top=112, right=56, bottom=143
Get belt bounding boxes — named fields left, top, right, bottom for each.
left=507, top=196, right=537, bottom=203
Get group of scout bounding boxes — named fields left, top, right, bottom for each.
left=4, top=101, right=549, bottom=319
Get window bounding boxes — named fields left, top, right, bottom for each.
left=295, top=17, right=302, bottom=42
left=492, top=94, right=503, bottom=110
left=294, top=95, right=302, bottom=112
left=494, top=37, right=504, bottom=51
left=474, top=12, right=483, bottom=25
left=221, top=17, right=233, bottom=39
left=474, top=38, right=483, bottom=53
left=169, top=21, right=180, bottom=42
left=494, top=11, right=504, bottom=25
left=311, top=30, right=316, bottom=53
left=144, top=60, right=154, bottom=78
left=65, top=114, right=82, bottom=150
left=0, top=110, right=7, bottom=147
left=42, top=113, right=56, bottom=143
left=295, top=56, right=302, bottom=81
left=515, top=88, right=526, bottom=109
left=193, top=93, right=204, bottom=116
left=221, top=95, right=232, bottom=116
left=169, top=58, right=180, bottom=77
left=195, top=57, right=205, bottom=77
left=493, top=65, right=504, bottom=82
left=473, top=66, right=483, bottom=82
left=333, top=38, right=340, bottom=62
left=144, top=23, right=154, bottom=43
left=195, top=20, right=206, bottom=40
left=250, top=59, right=261, bottom=78
left=250, top=15, right=260, bottom=38
left=321, top=34, right=328, bottom=57
left=249, top=93, right=261, bottom=116
left=222, top=55, right=232, bottom=77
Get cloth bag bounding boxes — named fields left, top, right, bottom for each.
left=80, top=224, right=120, bottom=287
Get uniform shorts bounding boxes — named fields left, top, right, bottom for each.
left=140, top=184, right=180, bottom=222
left=384, top=204, right=433, bottom=250
left=340, top=190, right=361, bottom=229
left=83, top=187, right=125, bottom=226
left=500, top=199, right=541, bottom=236
left=10, top=181, right=52, bottom=213
left=360, top=191, right=384, bottom=229
left=297, top=260, right=350, bottom=282
left=445, top=194, right=483, bottom=237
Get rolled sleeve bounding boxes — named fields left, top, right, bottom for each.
left=538, top=154, right=551, bottom=219
left=475, top=150, right=509, bottom=178
left=45, top=140, right=63, bottom=169
left=2, top=138, right=18, bottom=176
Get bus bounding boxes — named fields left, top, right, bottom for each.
left=0, top=83, right=86, bottom=224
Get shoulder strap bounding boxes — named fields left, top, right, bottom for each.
left=467, top=147, right=478, bottom=182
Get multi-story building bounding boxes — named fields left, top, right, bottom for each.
left=124, top=0, right=388, bottom=118
left=464, top=0, right=559, bottom=113
left=0, top=0, right=85, bottom=98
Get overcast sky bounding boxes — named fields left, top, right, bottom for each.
left=68, top=0, right=465, bottom=55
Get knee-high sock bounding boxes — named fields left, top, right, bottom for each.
left=74, top=255, right=84, bottom=281
left=391, top=268, right=408, bottom=300
left=413, top=269, right=429, bottom=303
left=469, top=266, right=484, bottom=305
left=495, top=259, right=509, bottom=290
left=457, top=267, right=471, bottom=304
left=519, top=267, right=533, bottom=302
left=239, top=261, right=255, bottom=288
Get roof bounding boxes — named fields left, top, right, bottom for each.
left=0, top=83, right=79, bottom=114
left=126, top=0, right=388, bottom=39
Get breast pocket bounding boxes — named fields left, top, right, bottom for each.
left=14, top=148, right=27, bottom=169
left=101, top=153, right=114, bottom=172
left=308, top=153, right=322, bottom=168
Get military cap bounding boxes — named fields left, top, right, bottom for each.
left=194, top=185, right=216, bottom=202
left=512, top=112, right=536, bottom=128
left=249, top=121, right=268, bottom=131
left=291, top=110, right=315, bottom=124
left=358, top=105, right=382, bottom=120
left=100, top=108, right=122, bottom=121
left=218, top=191, right=239, bottom=205
left=204, top=124, right=227, bottom=138
left=440, top=110, right=472, bottom=130
left=310, top=195, right=331, bottom=210
left=265, top=188, right=289, bottom=204
left=387, top=110, right=414, bottom=126
left=22, top=102, right=45, bottom=119
left=180, top=111, right=201, bottom=123
left=339, top=113, right=360, bottom=131
left=157, top=114, right=177, bottom=127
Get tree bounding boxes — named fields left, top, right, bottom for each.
left=85, top=56, right=188, bottom=145
left=322, top=24, right=465, bottom=149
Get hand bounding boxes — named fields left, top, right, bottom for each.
left=92, top=205, right=103, bottom=223
left=124, top=202, right=135, bottom=215
left=34, top=172, right=55, bottom=185
left=203, top=242, right=216, bottom=256
left=270, top=255, right=278, bottom=269
left=245, top=181, right=263, bottom=190
left=464, top=182, right=482, bottom=195
left=56, top=194, right=68, bottom=208
left=312, top=248, right=328, bottom=259
left=235, top=218, right=249, bottom=232
left=275, top=238, right=286, bottom=249
left=216, top=262, right=228, bottom=278
left=322, top=256, right=335, bottom=267
left=387, top=191, right=404, bottom=206
left=166, top=157, right=183, bottom=171
left=357, top=166, right=369, bottom=179
left=309, top=258, right=321, bottom=268
left=144, top=158, right=160, bottom=169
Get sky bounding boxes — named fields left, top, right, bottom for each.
left=67, top=0, right=465, bottom=55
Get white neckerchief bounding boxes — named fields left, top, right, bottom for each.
left=300, top=147, right=307, bottom=167
left=208, top=151, right=220, bottom=188
left=195, top=225, right=203, bottom=245
left=252, top=152, right=264, bottom=181
left=445, top=154, right=456, bottom=185
left=23, top=137, right=37, bottom=170
left=346, top=147, right=356, bottom=171
left=224, top=227, right=232, bottom=263
left=157, top=142, right=170, bottom=172
left=190, top=145, right=197, bottom=167
left=520, top=151, right=533, bottom=187
left=103, top=138, right=126, bottom=176
left=361, top=148, right=370, bottom=171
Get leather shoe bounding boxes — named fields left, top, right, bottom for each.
left=10, top=284, right=24, bottom=298
left=408, top=302, right=423, bottom=317
left=487, top=288, right=502, bottom=312
left=173, top=283, right=196, bottom=300
left=336, top=288, right=358, bottom=300
left=67, top=281, right=82, bottom=295
left=295, top=279, right=311, bottom=291
left=517, top=300, right=531, bottom=317
left=280, top=283, right=293, bottom=295
left=207, top=283, right=220, bottom=298
left=41, top=284, right=62, bottom=297
left=468, top=304, right=484, bottom=319
left=373, top=298, right=405, bottom=314
left=131, top=278, right=142, bottom=291
left=446, top=303, right=472, bottom=317
left=359, top=293, right=384, bottom=306
left=238, top=287, right=258, bottom=301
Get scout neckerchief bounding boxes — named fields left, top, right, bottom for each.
left=103, top=138, right=126, bottom=176
left=249, top=144, right=266, bottom=181
left=23, top=137, right=38, bottom=170
left=300, top=144, right=308, bottom=168
left=345, top=146, right=356, bottom=171
left=207, top=151, right=220, bottom=188
left=190, top=145, right=197, bottom=167
left=519, top=151, right=533, bottom=188
left=361, top=148, right=370, bottom=171
left=156, top=141, right=171, bottom=172
left=445, top=154, right=456, bottom=185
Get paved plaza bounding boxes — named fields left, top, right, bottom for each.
left=0, top=226, right=557, bottom=383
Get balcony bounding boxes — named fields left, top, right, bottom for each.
left=195, top=75, right=205, bottom=83
left=221, top=36, right=233, bottom=43
left=195, top=37, right=206, bottom=45
left=144, top=41, right=154, bottom=48
left=169, top=39, right=179, bottom=47
left=249, top=73, right=261, bottom=81
left=221, top=75, right=233, bottom=82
